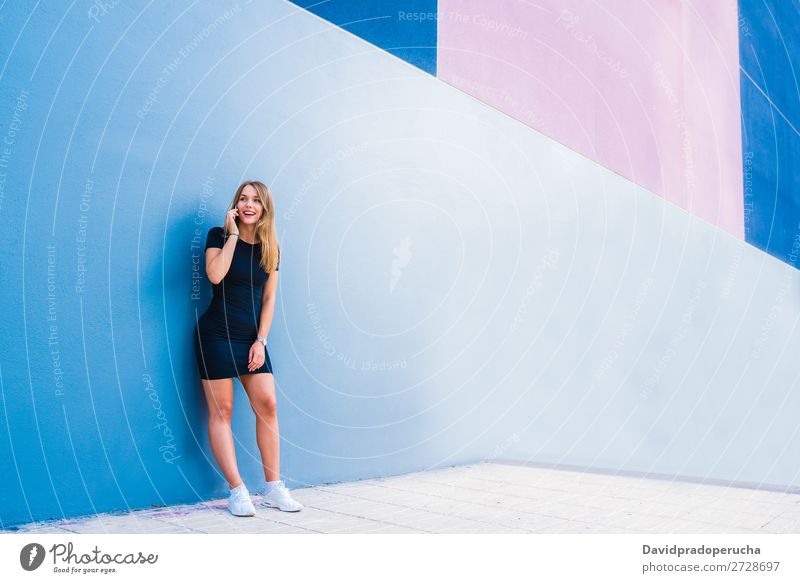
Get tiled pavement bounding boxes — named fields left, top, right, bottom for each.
left=6, top=461, right=800, bottom=534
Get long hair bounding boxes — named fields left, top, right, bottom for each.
left=226, top=180, right=280, bottom=273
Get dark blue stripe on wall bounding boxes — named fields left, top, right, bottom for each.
left=738, top=0, right=800, bottom=267
left=289, top=0, right=438, bottom=75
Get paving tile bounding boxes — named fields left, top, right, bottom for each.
left=457, top=523, right=533, bottom=533
left=578, top=524, right=636, bottom=534
left=387, top=482, right=504, bottom=506
left=720, top=490, right=799, bottom=505
left=52, top=520, right=136, bottom=533
left=546, top=521, right=600, bottom=533
left=328, top=521, right=409, bottom=534
left=760, top=516, right=800, bottom=533
left=683, top=508, right=774, bottom=530
left=218, top=519, right=315, bottom=534
left=532, top=517, right=592, bottom=533
left=706, top=497, right=792, bottom=517
left=373, top=509, right=462, bottom=530
left=318, top=517, right=390, bottom=533
left=375, top=487, right=453, bottom=506
left=363, top=525, right=427, bottom=534
left=12, top=526, right=72, bottom=534
left=435, top=524, right=528, bottom=534
left=317, top=499, right=402, bottom=520
left=504, top=513, right=571, bottom=531
left=773, top=504, right=800, bottom=522
left=424, top=516, right=513, bottom=533
left=644, top=518, right=734, bottom=533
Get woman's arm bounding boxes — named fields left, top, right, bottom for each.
left=257, top=270, right=279, bottom=339
left=248, top=271, right=278, bottom=372
left=205, top=235, right=237, bottom=284
left=206, top=211, right=240, bottom=285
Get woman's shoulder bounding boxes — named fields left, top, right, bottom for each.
left=208, top=225, right=227, bottom=240
left=204, top=225, right=227, bottom=250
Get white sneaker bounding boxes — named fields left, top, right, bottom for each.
left=228, top=483, right=256, bottom=517
left=260, top=480, right=304, bottom=512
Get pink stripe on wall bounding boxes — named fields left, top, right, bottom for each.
left=438, top=0, right=744, bottom=238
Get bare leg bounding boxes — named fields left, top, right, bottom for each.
left=200, top=377, right=243, bottom=489
left=239, top=373, right=279, bottom=482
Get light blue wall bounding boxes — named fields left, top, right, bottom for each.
left=2, top=0, right=799, bottom=528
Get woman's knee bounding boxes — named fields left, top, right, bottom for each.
left=201, top=378, right=234, bottom=422
left=207, top=400, right=234, bottom=422
left=252, top=393, right=277, bottom=417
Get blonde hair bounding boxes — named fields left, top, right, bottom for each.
left=226, top=180, right=280, bottom=272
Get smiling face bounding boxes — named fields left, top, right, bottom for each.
left=235, top=183, right=264, bottom=224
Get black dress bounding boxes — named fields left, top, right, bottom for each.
left=194, top=226, right=278, bottom=380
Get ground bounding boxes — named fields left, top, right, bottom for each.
left=6, top=461, right=800, bottom=534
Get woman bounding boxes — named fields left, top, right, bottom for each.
left=194, top=180, right=303, bottom=516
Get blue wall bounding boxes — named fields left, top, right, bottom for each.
left=0, top=0, right=457, bottom=528
left=739, top=0, right=800, bottom=265
left=289, top=0, right=438, bottom=74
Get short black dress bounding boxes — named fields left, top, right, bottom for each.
left=194, top=226, right=278, bottom=380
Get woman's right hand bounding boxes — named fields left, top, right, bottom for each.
left=224, top=208, right=239, bottom=236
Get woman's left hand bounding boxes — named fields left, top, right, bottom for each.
left=248, top=341, right=266, bottom=372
